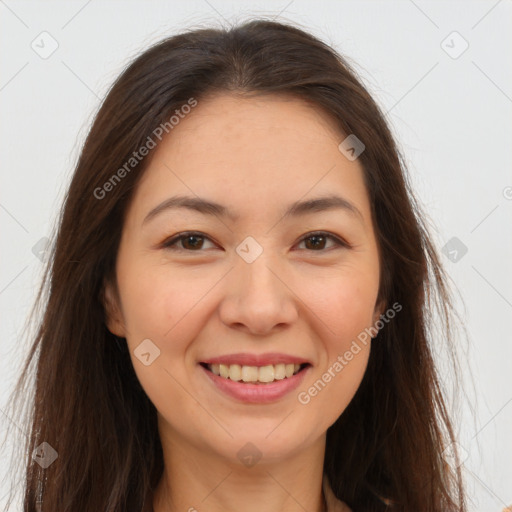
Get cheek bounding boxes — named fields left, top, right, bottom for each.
left=118, top=260, right=213, bottom=343
left=293, top=267, right=376, bottom=416
left=116, top=263, right=206, bottom=421
left=116, top=261, right=224, bottom=405
left=298, top=265, right=378, bottom=345
left=299, top=305, right=371, bottom=431
left=320, top=343, right=370, bottom=426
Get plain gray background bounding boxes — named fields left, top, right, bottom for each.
left=1, top=1, right=511, bottom=510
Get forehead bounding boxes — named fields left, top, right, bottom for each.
left=129, top=93, right=372, bottom=227
left=168, top=92, right=344, bottom=154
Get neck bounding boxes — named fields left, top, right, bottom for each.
left=152, top=430, right=327, bottom=512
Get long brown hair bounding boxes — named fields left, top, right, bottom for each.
left=2, top=18, right=468, bottom=512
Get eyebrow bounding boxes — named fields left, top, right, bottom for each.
left=142, top=194, right=364, bottom=225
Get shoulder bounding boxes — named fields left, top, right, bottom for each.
left=322, top=474, right=353, bottom=512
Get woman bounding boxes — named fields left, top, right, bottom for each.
left=4, top=19, right=467, bottom=512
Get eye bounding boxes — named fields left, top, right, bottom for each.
left=162, top=232, right=217, bottom=252
left=295, top=231, right=349, bottom=251
left=161, top=230, right=349, bottom=253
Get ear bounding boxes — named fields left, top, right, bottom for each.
left=371, top=298, right=387, bottom=326
left=101, top=278, right=126, bottom=338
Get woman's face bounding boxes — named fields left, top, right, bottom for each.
left=104, top=93, right=384, bottom=464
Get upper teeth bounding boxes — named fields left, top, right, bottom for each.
left=208, top=363, right=301, bottom=383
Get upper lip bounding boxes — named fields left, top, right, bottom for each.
left=201, top=352, right=311, bottom=367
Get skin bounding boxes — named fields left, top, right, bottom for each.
left=104, top=92, right=385, bottom=512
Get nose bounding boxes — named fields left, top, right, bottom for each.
left=218, top=254, right=299, bottom=336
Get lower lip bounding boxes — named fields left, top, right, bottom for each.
left=200, top=364, right=310, bottom=404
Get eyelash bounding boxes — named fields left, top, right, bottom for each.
left=161, top=231, right=349, bottom=253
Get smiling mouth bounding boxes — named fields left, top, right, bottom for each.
left=200, top=362, right=310, bottom=384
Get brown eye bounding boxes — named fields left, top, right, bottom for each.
left=162, top=231, right=348, bottom=253
left=162, top=232, right=216, bottom=251
left=296, top=232, right=348, bottom=251
left=181, top=234, right=205, bottom=250
left=303, top=234, right=328, bottom=250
